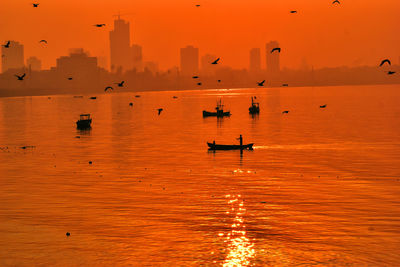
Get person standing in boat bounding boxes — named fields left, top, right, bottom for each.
left=237, top=135, right=243, bottom=146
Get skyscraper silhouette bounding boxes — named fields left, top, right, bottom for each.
left=266, top=41, right=280, bottom=74
left=249, top=48, right=261, bottom=73
left=180, top=45, right=199, bottom=76
left=1, top=41, right=24, bottom=73
left=109, top=17, right=131, bottom=72
left=131, top=44, right=143, bottom=71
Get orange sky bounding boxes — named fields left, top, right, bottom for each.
left=0, top=0, right=399, bottom=70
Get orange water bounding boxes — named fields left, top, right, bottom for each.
left=1, top=85, right=400, bottom=266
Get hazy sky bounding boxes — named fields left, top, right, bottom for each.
left=1, top=0, right=399, bottom=70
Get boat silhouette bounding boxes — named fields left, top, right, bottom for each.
left=203, top=99, right=231, bottom=117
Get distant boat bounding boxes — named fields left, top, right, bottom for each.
left=203, top=99, right=231, bottom=117
left=207, top=142, right=253, bottom=150
left=76, top=114, right=92, bottom=129
left=249, top=97, right=260, bottom=114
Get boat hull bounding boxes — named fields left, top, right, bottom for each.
left=76, top=119, right=92, bottom=129
left=207, top=142, right=253, bottom=150
left=203, top=110, right=231, bottom=117
left=249, top=106, right=260, bottom=114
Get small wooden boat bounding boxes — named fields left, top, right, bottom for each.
left=207, top=142, right=254, bottom=150
left=249, top=97, right=260, bottom=114
left=203, top=99, right=231, bottom=117
left=76, top=114, right=92, bottom=129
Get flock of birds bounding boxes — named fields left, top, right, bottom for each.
left=1, top=2, right=397, bottom=115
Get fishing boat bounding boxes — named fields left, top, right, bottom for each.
left=207, top=142, right=254, bottom=150
left=76, top=114, right=92, bottom=129
left=203, top=99, right=231, bottom=117
left=248, top=96, right=260, bottom=114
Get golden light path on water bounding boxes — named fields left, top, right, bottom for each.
left=222, top=194, right=255, bottom=267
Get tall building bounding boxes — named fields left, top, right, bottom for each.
left=131, top=44, right=143, bottom=71
left=109, top=17, right=131, bottom=72
left=266, top=41, right=280, bottom=73
left=249, top=48, right=261, bottom=73
left=26, top=56, right=41, bottom=71
left=180, top=45, right=199, bottom=76
left=1, top=41, right=24, bottom=73
left=201, top=54, right=218, bottom=75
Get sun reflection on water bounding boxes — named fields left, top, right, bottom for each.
left=221, top=194, right=255, bottom=267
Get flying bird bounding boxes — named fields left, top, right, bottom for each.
left=387, top=71, right=396, bottom=75
left=15, top=73, right=26, bottom=80
left=32, top=3, right=39, bottom=7
left=94, top=24, right=106, bottom=28
left=257, top=80, right=265, bottom=86
left=2, top=41, right=10, bottom=48
left=379, top=59, right=391, bottom=67
left=115, top=81, right=124, bottom=87
left=271, top=47, right=281, bottom=53
left=211, top=58, right=220, bottom=64
left=67, top=77, right=73, bottom=80
left=129, top=102, right=133, bottom=106
left=290, top=10, right=297, bottom=13
left=217, top=79, right=221, bottom=83
left=197, top=82, right=202, bottom=86
left=195, top=4, right=200, bottom=7
left=104, top=86, right=113, bottom=92
left=39, top=40, right=47, bottom=44
left=320, top=104, right=327, bottom=108
left=192, top=76, right=199, bottom=79
left=282, top=110, right=289, bottom=114
left=157, top=108, right=163, bottom=115
left=332, top=0, right=340, bottom=4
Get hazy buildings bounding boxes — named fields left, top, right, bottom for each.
left=56, top=48, right=97, bottom=76
left=131, top=44, right=143, bottom=71
left=201, top=54, right=218, bottom=75
left=180, top=45, right=199, bottom=76
left=26, top=56, right=41, bottom=71
left=266, top=41, right=280, bottom=74
left=109, top=17, right=143, bottom=73
left=1, top=41, right=24, bottom=73
left=249, top=48, right=261, bottom=73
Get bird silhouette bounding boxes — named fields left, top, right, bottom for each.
left=129, top=102, right=133, bottom=106
left=32, top=3, right=39, bottom=7
left=271, top=47, right=281, bottom=53
left=282, top=110, right=289, bottom=114
left=379, top=59, right=391, bottom=67
left=104, top=86, right=113, bottom=92
left=290, top=10, right=297, bottom=13
left=197, top=82, right=202, bottom=86
left=94, top=24, right=106, bottom=27
left=157, top=108, right=163, bottom=115
left=257, top=80, right=265, bottom=86
left=192, top=76, right=199, bottom=79
left=135, top=95, right=141, bottom=98
left=217, top=79, right=221, bottom=83
left=115, top=81, right=124, bottom=87
left=39, top=40, right=47, bottom=44
left=320, top=104, right=327, bottom=108
left=15, top=73, right=26, bottom=80
left=211, top=58, right=220, bottom=64
left=67, top=77, right=73, bottom=80
left=332, top=0, right=340, bottom=4
left=195, top=4, right=200, bottom=7
left=2, top=41, right=10, bottom=48
left=282, top=83, right=289, bottom=87
left=387, top=71, right=396, bottom=75
left=66, top=232, right=70, bottom=236
left=173, top=96, right=178, bottom=99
